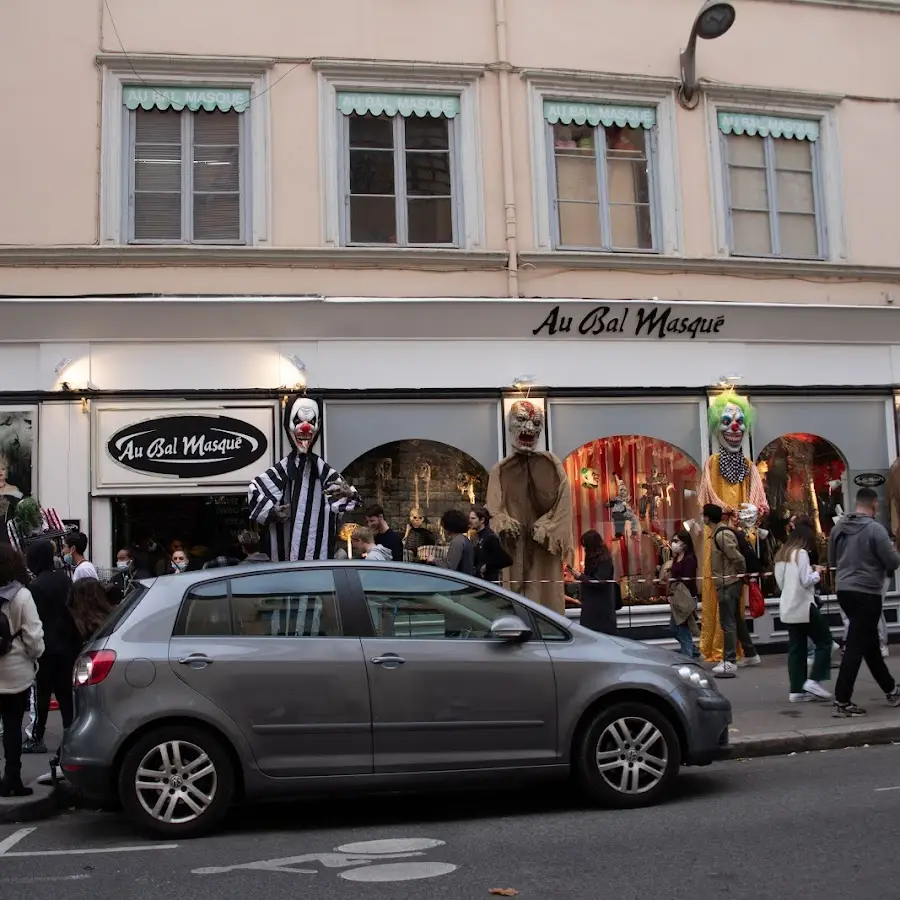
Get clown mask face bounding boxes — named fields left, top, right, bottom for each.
left=717, top=402, right=746, bottom=452
left=508, top=400, right=544, bottom=454
left=287, top=396, right=319, bottom=454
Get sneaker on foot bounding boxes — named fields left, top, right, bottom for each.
left=21, top=737, right=47, bottom=755
left=0, top=778, right=33, bottom=798
left=713, top=661, right=738, bottom=678
left=882, top=645, right=890, bottom=658
left=833, top=701, right=867, bottom=718
left=803, top=679, right=832, bottom=700
left=738, top=655, right=762, bottom=668
left=886, top=687, right=900, bottom=707
left=790, top=692, right=815, bottom=703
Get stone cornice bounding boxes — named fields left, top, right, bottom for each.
left=745, top=0, right=900, bottom=12
left=0, top=245, right=507, bottom=271
left=310, top=58, right=486, bottom=83
left=518, top=68, right=680, bottom=97
left=518, top=251, right=900, bottom=283
left=700, top=81, right=845, bottom=109
left=95, top=53, right=277, bottom=76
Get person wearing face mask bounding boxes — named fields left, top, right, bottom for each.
left=665, top=529, right=700, bottom=659
left=169, top=549, right=190, bottom=575
left=108, top=547, right=151, bottom=598
left=62, top=532, right=98, bottom=583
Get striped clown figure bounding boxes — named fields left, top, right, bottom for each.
left=248, top=396, right=360, bottom=561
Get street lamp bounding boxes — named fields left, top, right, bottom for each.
left=679, top=0, right=736, bottom=109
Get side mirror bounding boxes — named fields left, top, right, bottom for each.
left=490, top=615, right=532, bottom=642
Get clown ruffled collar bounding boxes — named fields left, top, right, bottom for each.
left=718, top=449, right=749, bottom=485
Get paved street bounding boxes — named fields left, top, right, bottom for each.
left=1, top=744, right=900, bottom=899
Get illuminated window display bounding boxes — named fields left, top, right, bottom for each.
left=564, top=436, right=700, bottom=605
left=756, top=432, right=846, bottom=597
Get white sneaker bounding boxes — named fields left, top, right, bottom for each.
left=881, top=645, right=890, bottom=658
left=713, top=661, right=738, bottom=678
left=803, top=679, right=832, bottom=700
left=738, top=655, right=762, bottom=668
left=790, top=692, right=815, bottom=703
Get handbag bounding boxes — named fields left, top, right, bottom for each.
left=748, top=580, right=765, bottom=618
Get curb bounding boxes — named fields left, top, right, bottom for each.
left=0, top=783, right=57, bottom=824
left=730, top=721, right=900, bottom=759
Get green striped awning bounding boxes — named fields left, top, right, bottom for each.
left=124, top=86, right=250, bottom=113
left=337, top=92, right=460, bottom=119
left=543, top=101, right=656, bottom=129
left=718, top=112, right=819, bottom=141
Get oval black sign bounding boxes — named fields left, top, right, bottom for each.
left=107, top=415, right=268, bottom=479
left=854, top=473, right=886, bottom=488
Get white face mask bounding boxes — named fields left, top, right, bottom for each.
left=116, top=560, right=130, bottom=570
left=174, top=561, right=187, bottom=572
left=671, top=540, right=684, bottom=554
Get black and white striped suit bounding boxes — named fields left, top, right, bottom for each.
left=247, top=452, right=360, bottom=562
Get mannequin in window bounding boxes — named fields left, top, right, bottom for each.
left=695, top=391, right=769, bottom=663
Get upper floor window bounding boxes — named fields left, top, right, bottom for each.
left=545, top=101, right=659, bottom=252
left=718, top=112, right=824, bottom=259
left=124, top=86, right=249, bottom=244
left=338, top=92, right=459, bottom=247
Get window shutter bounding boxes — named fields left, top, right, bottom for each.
left=133, top=108, right=183, bottom=241
left=192, top=111, right=241, bottom=242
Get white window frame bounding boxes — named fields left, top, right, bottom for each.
left=316, top=62, right=486, bottom=250
left=527, top=77, right=682, bottom=255
left=705, top=92, right=847, bottom=261
left=99, top=58, right=271, bottom=246
left=339, top=110, right=461, bottom=248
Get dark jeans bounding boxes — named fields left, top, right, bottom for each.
left=787, top=605, right=832, bottom=693
left=0, top=688, right=32, bottom=781
left=670, top=614, right=699, bottom=658
left=34, top=653, right=77, bottom=742
left=835, top=591, right=895, bottom=704
left=718, top=581, right=756, bottom=663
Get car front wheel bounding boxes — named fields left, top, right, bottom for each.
left=575, top=701, right=681, bottom=809
left=118, top=725, right=234, bottom=838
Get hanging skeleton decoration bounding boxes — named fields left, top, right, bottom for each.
left=375, top=457, right=393, bottom=505
left=413, top=458, right=432, bottom=509
left=248, top=396, right=360, bottom=561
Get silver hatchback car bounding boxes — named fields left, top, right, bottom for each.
left=60, top=561, right=731, bottom=838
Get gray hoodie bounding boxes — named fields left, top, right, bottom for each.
left=828, top=513, right=900, bottom=595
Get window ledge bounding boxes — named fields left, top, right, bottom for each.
left=0, top=245, right=508, bottom=271
left=743, top=0, right=900, bottom=12
left=518, top=251, right=900, bottom=282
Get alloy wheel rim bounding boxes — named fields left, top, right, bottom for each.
left=135, top=740, right=217, bottom=824
left=595, top=717, right=668, bottom=794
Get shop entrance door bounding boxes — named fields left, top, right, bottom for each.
left=110, top=494, right=249, bottom=572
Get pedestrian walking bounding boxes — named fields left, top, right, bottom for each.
left=238, top=530, right=270, bottom=564
left=365, top=505, right=404, bottom=561
left=567, top=529, right=618, bottom=635
left=67, top=578, right=116, bottom=642
left=0, top=544, right=45, bottom=796
left=666, top=528, right=700, bottom=658
left=469, top=507, right=512, bottom=584
left=830, top=488, right=900, bottom=717
left=351, top=526, right=393, bottom=561
left=424, top=510, right=475, bottom=575
left=22, top=540, right=80, bottom=755
left=704, top=504, right=761, bottom=678
left=62, top=532, right=99, bottom=583
left=774, top=521, right=832, bottom=703
left=168, top=548, right=190, bottom=575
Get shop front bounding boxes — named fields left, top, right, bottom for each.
left=89, top=400, right=280, bottom=572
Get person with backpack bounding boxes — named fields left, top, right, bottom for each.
left=829, top=488, right=900, bottom=717
left=469, top=507, right=513, bottom=584
left=704, top=504, right=761, bottom=677
left=0, top=544, right=45, bottom=796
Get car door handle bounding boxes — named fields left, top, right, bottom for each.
left=178, top=654, right=214, bottom=666
left=371, top=655, right=405, bottom=666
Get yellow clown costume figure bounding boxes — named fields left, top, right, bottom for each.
left=696, top=391, right=769, bottom=662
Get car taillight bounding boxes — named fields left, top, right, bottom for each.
left=74, top=650, right=117, bottom=687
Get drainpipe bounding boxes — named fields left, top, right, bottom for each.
left=494, top=0, right=519, bottom=298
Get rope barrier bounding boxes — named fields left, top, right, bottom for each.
left=509, top=567, right=839, bottom=587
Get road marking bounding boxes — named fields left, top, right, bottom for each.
left=0, top=828, right=36, bottom=857
left=340, top=862, right=458, bottom=882
left=335, top=839, right=444, bottom=854
left=1, top=844, right=178, bottom=858
left=6, top=874, right=91, bottom=883
left=194, top=850, right=423, bottom=876
left=875, top=785, right=900, bottom=792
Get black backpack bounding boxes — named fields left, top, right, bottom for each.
left=715, top=526, right=761, bottom=578
left=0, top=597, right=22, bottom=659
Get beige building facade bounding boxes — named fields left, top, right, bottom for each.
left=0, top=0, right=897, bottom=641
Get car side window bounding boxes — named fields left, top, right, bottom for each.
left=357, top=568, right=517, bottom=640
left=230, top=570, right=341, bottom=637
left=533, top=615, right=571, bottom=642
left=175, top=570, right=341, bottom=637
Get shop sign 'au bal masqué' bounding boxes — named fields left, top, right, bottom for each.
left=532, top=304, right=726, bottom=340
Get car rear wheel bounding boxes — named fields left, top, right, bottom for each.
left=575, top=702, right=680, bottom=809
left=118, top=725, right=234, bottom=838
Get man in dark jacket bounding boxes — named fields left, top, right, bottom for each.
left=468, top=507, right=511, bottom=584
left=23, top=540, right=81, bottom=754
left=830, top=487, right=900, bottom=717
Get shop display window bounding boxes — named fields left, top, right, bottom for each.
left=756, top=433, right=846, bottom=598
left=341, top=439, right=487, bottom=560
left=564, top=436, right=700, bottom=606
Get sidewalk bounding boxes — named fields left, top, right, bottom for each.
left=711, top=654, right=900, bottom=757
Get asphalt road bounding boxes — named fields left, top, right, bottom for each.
left=2, top=746, right=900, bottom=899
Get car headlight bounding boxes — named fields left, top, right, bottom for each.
left=674, top=664, right=712, bottom=690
